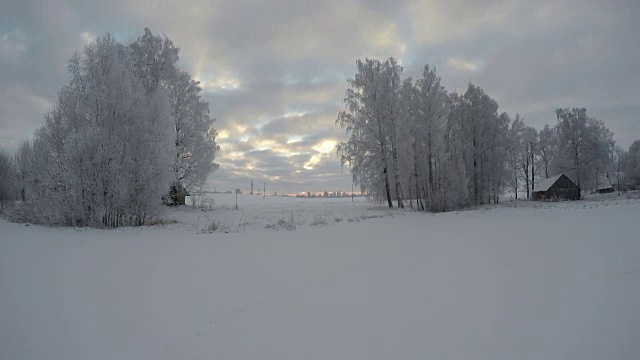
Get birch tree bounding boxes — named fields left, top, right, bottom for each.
left=624, top=140, right=640, bottom=189
left=612, top=146, right=625, bottom=195
left=507, top=115, right=524, bottom=199
left=382, top=58, right=405, bottom=208
left=130, top=28, right=220, bottom=195
left=337, top=58, right=394, bottom=208
left=415, top=65, right=450, bottom=211
left=519, top=126, right=537, bottom=199
left=554, top=108, right=614, bottom=196
left=537, top=124, right=556, bottom=178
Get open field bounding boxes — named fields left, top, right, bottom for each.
left=1, top=195, right=639, bottom=360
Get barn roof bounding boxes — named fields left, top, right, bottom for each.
left=534, top=174, right=563, bottom=192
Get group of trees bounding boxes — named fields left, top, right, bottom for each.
left=337, top=57, right=639, bottom=211
left=0, top=29, right=219, bottom=227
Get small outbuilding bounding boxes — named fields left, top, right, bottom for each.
left=595, top=174, right=614, bottom=194
left=533, top=174, right=580, bottom=201
left=164, top=181, right=190, bottom=206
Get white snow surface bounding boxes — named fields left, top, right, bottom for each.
left=1, top=194, right=640, bottom=360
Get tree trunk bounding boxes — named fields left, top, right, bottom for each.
left=524, top=155, right=530, bottom=199
left=413, top=142, right=424, bottom=211
left=392, top=143, right=404, bottom=209
left=473, top=157, right=478, bottom=206
left=514, top=159, right=518, bottom=200
left=531, top=146, right=535, bottom=198
left=422, top=182, right=429, bottom=211
left=575, top=150, right=581, bottom=199
left=428, top=133, right=434, bottom=197
left=383, top=166, right=393, bottom=208
left=408, top=182, right=413, bottom=209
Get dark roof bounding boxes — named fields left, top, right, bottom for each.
left=534, top=174, right=563, bottom=192
left=534, top=173, right=579, bottom=192
left=171, top=181, right=189, bottom=195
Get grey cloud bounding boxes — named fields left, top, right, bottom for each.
left=2, top=0, right=639, bottom=191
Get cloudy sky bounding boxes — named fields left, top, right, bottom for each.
left=1, top=0, right=639, bottom=193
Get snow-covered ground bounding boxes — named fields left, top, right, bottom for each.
left=167, top=194, right=394, bottom=232
left=1, top=195, right=639, bottom=360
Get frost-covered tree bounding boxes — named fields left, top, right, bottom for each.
left=337, top=58, right=395, bottom=208
left=519, top=126, right=537, bottom=199
left=554, top=108, right=614, bottom=197
left=129, top=28, right=219, bottom=194
left=454, top=84, right=501, bottom=205
left=507, top=115, right=524, bottom=199
left=623, top=140, right=640, bottom=189
left=0, top=150, right=17, bottom=212
left=537, top=124, right=556, bottom=179
left=12, top=34, right=174, bottom=227
left=398, top=77, right=418, bottom=208
left=612, top=146, right=625, bottom=195
left=414, top=66, right=452, bottom=211
left=339, top=60, right=511, bottom=211
left=13, top=140, right=34, bottom=203
left=378, top=58, right=405, bottom=208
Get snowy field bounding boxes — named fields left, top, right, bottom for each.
left=167, top=194, right=395, bottom=232
left=1, top=195, right=640, bottom=360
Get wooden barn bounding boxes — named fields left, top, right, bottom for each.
left=533, top=174, right=580, bottom=201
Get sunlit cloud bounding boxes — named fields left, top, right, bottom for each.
left=80, top=31, right=95, bottom=45
left=217, top=129, right=229, bottom=139
left=304, top=153, right=323, bottom=170
left=252, top=138, right=277, bottom=151
left=287, top=135, right=304, bottom=144
left=313, top=139, right=337, bottom=154
left=197, top=74, right=242, bottom=92
left=447, top=57, right=480, bottom=72
left=284, top=111, right=308, bottom=118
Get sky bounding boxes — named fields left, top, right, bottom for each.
left=1, top=0, right=639, bottom=194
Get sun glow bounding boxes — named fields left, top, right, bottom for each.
left=196, top=74, right=242, bottom=91
left=284, top=111, right=308, bottom=118
left=303, top=154, right=322, bottom=170
left=217, top=130, right=229, bottom=139
left=447, top=57, right=479, bottom=72
left=287, top=135, right=304, bottom=144
left=313, top=139, right=337, bottom=154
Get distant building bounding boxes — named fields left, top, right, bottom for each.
left=165, top=181, right=190, bottom=206
left=595, top=174, right=615, bottom=194
left=596, top=172, right=625, bottom=193
left=533, top=174, right=580, bottom=201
